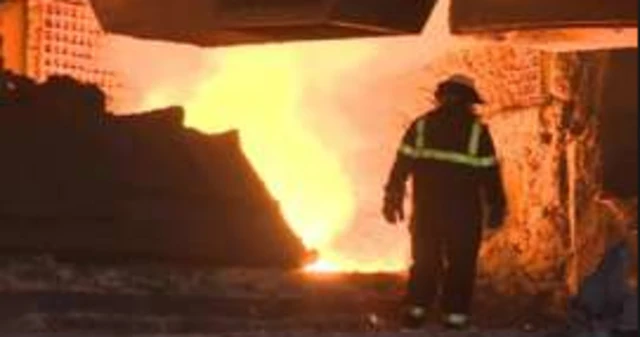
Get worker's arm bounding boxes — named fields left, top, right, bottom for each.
left=382, top=120, right=418, bottom=223
left=385, top=120, right=419, bottom=197
left=477, top=125, right=506, bottom=228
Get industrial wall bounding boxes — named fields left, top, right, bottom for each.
left=407, top=44, right=636, bottom=301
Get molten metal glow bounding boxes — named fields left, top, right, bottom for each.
left=305, top=259, right=340, bottom=273
left=134, top=41, right=414, bottom=272
left=118, top=39, right=409, bottom=272
left=305, top=250, right=407, bottom=273
left=104, top=0, right=457, bottom=273
left=140, top=45, right=357, bottom=255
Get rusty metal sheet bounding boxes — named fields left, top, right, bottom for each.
left=89, top=0, right=434, bottom=46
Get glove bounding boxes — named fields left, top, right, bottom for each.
left=382, top=192, right=404, bottom=224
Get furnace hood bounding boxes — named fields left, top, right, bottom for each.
left=88, top=0, right=436, bottom=47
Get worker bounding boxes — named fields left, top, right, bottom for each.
left=382, top=74, right=507, bottom=330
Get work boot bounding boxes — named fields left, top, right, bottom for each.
left=401, top=305, right=428, bottom=330
left=442, top=313, right=470, bottom=330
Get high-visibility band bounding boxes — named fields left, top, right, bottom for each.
left=398, top=117, right=496, bottom=167
left=468, top=122, right=481, bottom=156
left=399, top=144, right=496, bottom=167
left=414, top=118, right=482, bottom=155
left=415, top=118, right=426, bottom=149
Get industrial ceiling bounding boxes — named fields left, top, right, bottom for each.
left=88, top=0, right=637, bottom=47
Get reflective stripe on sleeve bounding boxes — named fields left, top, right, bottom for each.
left=468, top=122, right=482, bottom=156
left=415, top=119, right=426, bottom=149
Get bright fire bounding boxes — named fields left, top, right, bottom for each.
left=141, top=46, right=356, bottom=254
left=102, top=0, right=459, bottom=273
left=111, top=40, right=409, bottom=272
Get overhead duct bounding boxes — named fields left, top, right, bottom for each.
left=88, top=0, right=436, bottom=47
left=450, top=0, right=637, bottom=33
left=448, top=0, right=637, bottom=50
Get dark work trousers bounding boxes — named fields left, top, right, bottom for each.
left=405, top=212, right=483, bottom=315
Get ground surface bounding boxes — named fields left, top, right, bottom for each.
left=0, top=256, right=567, bottom=335
left=0, top=331, right=555, bottom=337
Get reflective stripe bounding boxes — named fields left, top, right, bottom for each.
left=415, top=119, right=425, bottom=149
left=398, top=117, right=496, bottom=168
left=399, top=144, right=496, bottom=167
left=445, top=313, right=469, bottom=326
left=468, top=122, right=481, bottom=156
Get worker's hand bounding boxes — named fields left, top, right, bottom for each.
left=382, top=193, right=404, bottom=225
left=383, top=201, right=404, bottom=224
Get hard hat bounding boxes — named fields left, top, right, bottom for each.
left=437, top=73, right=484, bottom=104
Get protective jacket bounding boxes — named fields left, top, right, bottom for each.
left=385, top=105, right=505, bottom=229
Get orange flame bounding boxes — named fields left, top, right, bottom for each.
left=186, top=47, right=358, bottom=256
left=136, top=43, right=377, bottom=270
left=126, top=41, right=401, bottom=272
left=102, top=0, right=459, bottom=273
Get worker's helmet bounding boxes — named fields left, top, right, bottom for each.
left=436, top=74, right=484, bottom=104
